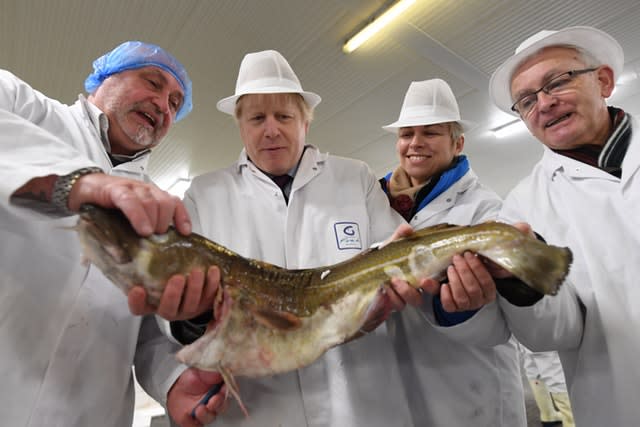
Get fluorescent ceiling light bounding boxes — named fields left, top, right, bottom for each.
left=491, top=119, right=527, bottom=139
left=343, top=0, right=416, bottom=53
left=167, top=177, right=192, bottom=198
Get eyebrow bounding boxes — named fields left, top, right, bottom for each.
left=512, top=68, right=567, bottom=100
left=141, top=69, right=184, bottom=103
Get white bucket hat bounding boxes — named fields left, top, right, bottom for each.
left=382, top=79, right=475, bottom=133
left=489, top=26, right=624, bottom=114
left=217, top=49, right=321, bottom=115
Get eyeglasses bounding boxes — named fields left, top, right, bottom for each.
left=510, top=68, right=598, bottom=117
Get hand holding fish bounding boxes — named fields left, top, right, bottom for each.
left=68, top=172, right=192, bottom=236
left=380, top=224, right=431, bottom=310
left=128, top=266, right=221, bottom=320
left=431, top=222, right=540, bottom=313
left=75, top=206, right=571, bottom=413
left=166, top=368, right=227, bottom=427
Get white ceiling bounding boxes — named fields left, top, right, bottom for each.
left=4, top=0, right=640, bottom=197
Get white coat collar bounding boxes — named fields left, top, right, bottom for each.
left=411, top=169, right=476, bottom=222
left=235, top=144, right=327, bottom=175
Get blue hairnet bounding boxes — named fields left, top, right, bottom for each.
left=84, top=41, right=192, bottom=121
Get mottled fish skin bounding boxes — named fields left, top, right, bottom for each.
left=75, top=205, right=572, bottom=412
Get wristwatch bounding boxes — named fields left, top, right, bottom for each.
left=51, top=167, right=103, bottom=215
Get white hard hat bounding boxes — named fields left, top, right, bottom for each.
left=382, top=79, right=475, bottom=133
left=217, top=49, right=321, bottom=115
left=489, top=26, right=624, bottom=114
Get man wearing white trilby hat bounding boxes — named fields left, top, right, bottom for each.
left=171, top=50, right=440, bottom=426
left=378, top=78, right=526, bottom=426
left=439, top=26, right=640, bottom=426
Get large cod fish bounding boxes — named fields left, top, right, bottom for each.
left=75, top=204, right=572, bottom=412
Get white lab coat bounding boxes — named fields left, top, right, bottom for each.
left=0, top=70, right=183, bottom=426
left=497, top=118, right=640, bottom=427
left=387, top=168, right=526, bottom=426
left=519, top=346, right=567, bottom=394
left=178, top=146, right=519, bottom=427
left=183, top=146, right=445, bottom=427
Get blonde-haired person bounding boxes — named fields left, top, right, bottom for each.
left=168, top=50, right=441, bottom=427
left=379, top=78, right=526, bottom=426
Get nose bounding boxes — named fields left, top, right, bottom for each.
left=535, top=90, right=558, bottom=113
left=408, top=134, right=423, bottom=147
left=264, top=116, right=280, bottom=138
left=150, top=93, right=172, bottom=120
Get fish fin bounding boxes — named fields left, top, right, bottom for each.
left=480, top=239, right=573, bottom=295
left=250, top=307, right=302, bottom=331
left=383, top=265, right=406, bottom=280
left=219, top=365, right=250, bottom=418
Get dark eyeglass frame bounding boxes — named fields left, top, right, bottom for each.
left=510, top=67, right=599, bottom=116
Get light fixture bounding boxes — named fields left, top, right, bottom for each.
left=343, top=0, right=416, bottom=54
left=491, top=119, right=527, bottom=139
left=167, top=177, right=192, bottom=198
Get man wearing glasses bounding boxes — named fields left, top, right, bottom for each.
left=483, top=26, right=639, bottom=427
left=418, top=25, right=639, bottom=427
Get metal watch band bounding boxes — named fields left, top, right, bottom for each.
left=51, top=167, right=103, bottom=216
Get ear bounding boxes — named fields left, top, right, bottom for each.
left=304, top=120, right=310, bottom=134
left=596, top=65, right=616, bottom=98
left=454, top=134, right=465, bottom=154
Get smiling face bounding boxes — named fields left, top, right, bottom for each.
left=89, top=66, right=184, bottom=155
left=236, top=93, right=310, bottom=175
left=396, top=122, right=464, bottom=186
left=510, top=46, right=614, bottom=150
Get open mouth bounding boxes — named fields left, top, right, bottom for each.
left=545, top=113, right=571, bottom=128
left=136, top=111, right=157, bottom=128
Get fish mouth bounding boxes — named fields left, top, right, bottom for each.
left=78, top=207, right=133, bottom=264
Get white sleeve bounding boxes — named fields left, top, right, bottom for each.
left=419, top=296, right=512, bottom=347
left=0, top=71, right=100, bottom=210
left=134, top=315, right=187, bottom=407
left=499, top=281, right=584, bottom=352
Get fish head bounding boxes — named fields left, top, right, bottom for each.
left=76, top=204, right=141, bottom=265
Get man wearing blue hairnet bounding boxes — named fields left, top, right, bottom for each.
left=0, top=41, right=224, bottom=426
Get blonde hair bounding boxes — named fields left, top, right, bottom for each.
left=234, top=93, right=314, bottom=123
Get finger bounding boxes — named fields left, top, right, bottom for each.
left=386, top=282, right=407, bottom=311
left=173, top=200, right=192, bottom=236
left=157, top=274, right=187, bottom=320
left=513, top=221, right=534, bottom=237
left=445, top=263, right=470, bottom=311
left=154, top=191, right=180, bottom=234
left=194, top=404, right=216, bottom=425
left=133, top=185, right=160, bottom=230
left=419, top=278, right=441, bottom=295
left=453, top=253, right=486, bottom=306
left=439, top=283, right=457, bottom=312
left=389, top=278, right=423, bottom=307
left=127, top=286, right=153, bottom=315
left=112, top=189, right=154, bottom=236
left=181, top=269, right=205, bottom=316
left=463, top=252, right=496, bottom=302
left=392, top=223, right=415, bottom=239
left=202, top=266, right=221, bottom=311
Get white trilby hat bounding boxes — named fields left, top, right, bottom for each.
left=217, top=49, right=321, bottom=115
left=382, top=79, right=475, bottom=133
left=489, top=26, right=624, bottom=114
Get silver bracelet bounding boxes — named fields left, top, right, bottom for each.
left=51, top=167, right=103, bottom=215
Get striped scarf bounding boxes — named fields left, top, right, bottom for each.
left=553, top=106, right=631, bottom=178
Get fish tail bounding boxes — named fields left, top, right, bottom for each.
left=480, top=238, right=573, bottom=295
